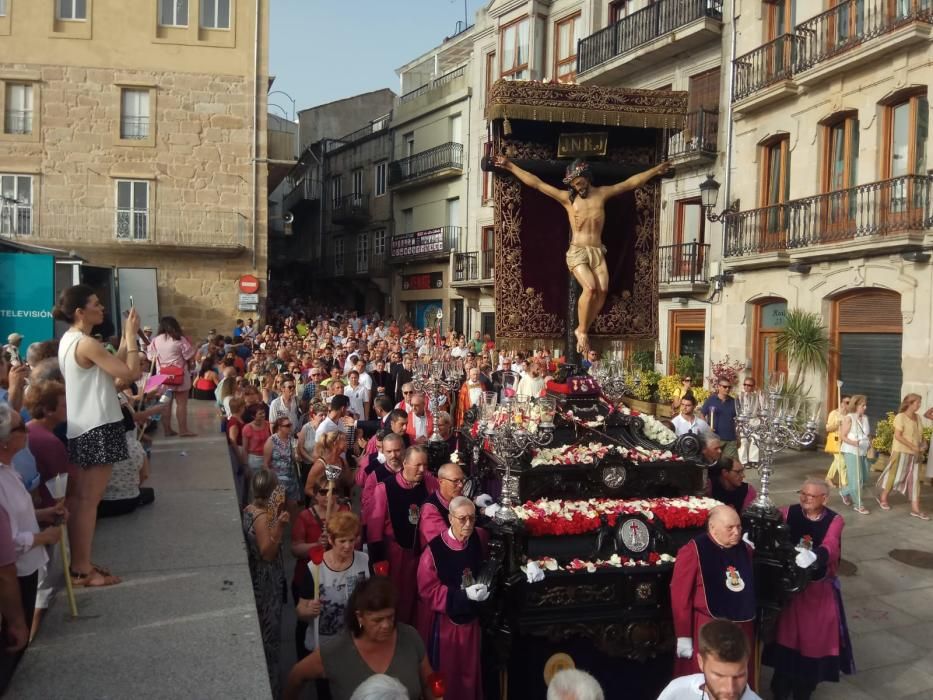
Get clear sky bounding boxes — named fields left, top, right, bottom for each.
left=269, top=0, right=488, bottom=118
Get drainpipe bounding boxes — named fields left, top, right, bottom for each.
left=251, top=0, right=260, bottom=269
left=722, top=0, right=738, bottom=224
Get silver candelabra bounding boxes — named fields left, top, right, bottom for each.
left=412, top=358, right=463, bottom=442
left=592, top=360, right=633, bottom=403
left=481, top=395, right=557, bottom=523
left=735, top=374, right=819, bottom=515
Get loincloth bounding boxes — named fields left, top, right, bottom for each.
left=566, top=243, right=607, bottom=273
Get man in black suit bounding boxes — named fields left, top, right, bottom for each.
left=391, top=353, right=414, bottom=404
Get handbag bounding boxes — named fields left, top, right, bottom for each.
left=160, top=362, right=186, bottom=387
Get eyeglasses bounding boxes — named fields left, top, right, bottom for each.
left=283, top=384, right=295, bottom=390
left=720, top=385, right=731, bottom=390
left=743, top=383, right=754, bottom=388
left=279, top=423, right=292, bottom=429
left=451, top=514, right=475, bottom=523
left=403, top=390, right=412, bottom=395
left=440, top=477, right=466, bottom=485
left=683, top=378, right=692, bottom=382
left=797, top=491, right=826, bottom=499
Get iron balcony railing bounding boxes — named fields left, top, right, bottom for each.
left=332, top=193, right=370, bottom=225
left=732, top=34, right=803, bottom=100
left=319, top=250, right=386, bottom=278
left=578, top=0, right=723, bottom=74
left=1, top=205, right=248, bottom=247
left=326, top=113, right=392, bottom=151
left=724, top=175, right=933, bottom=257
left=668, top=109, right=718, bottom=158
left=398, top=65, right=467, bottom=104
left=120, top=116, right=150, bottom=140
left=658, top=242, right=710, bottom=284
left=390, top=225, right=462, bottom=261
left=453, top=252, right=478, bottom=282
left=388, top=142, right=463, bottom=186
left=734, top=1, right=933, bottom=100
left=3, top=109, right=32, bottom=135
left=796, top=0, right=933, bottom=70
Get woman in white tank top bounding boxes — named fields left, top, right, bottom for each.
left=54, top=284, right=142, bottom=588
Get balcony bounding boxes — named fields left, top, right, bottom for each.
left=794, top=0, right=933, bottom=86
left=658, top=242, right=710, bottom=294
left=3, top=110, right=33, bottom=135
left=667, top=109, right=718, bottom=165
left=452, top=249, right=495, bottom=288
left=724, top=175, right=933, bottom=268
left=120, top=116, right=150, bottom=140
left=331, top=193, right=370, bottom=226
left=283, top=175, right=321, bottom=212
left=388, top=143, right=464, bottom=190
left=316, top=250, right=387, bottom=279
left=1, top=206, right=248, bottom=256
left=390, top=225, right=462, bottom=263
left=577, top=0, right=723, bottom=84
left=733, top=1, right=933, bottom=110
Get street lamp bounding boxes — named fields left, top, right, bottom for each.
left=699, top=173, right=739, bottom=223
left=268, top=90, right=297, bottom=121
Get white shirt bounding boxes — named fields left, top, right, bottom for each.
left=657, top=674, right=761, bottom=700
left=672, top=413, right=711, bottom=437
left=269, top=395, right=299, bottom=432
left=0, top=464, right=48, bottom=577
left=315, top=416, right=341, bottom=440
left=412, top=413, right=428, bottom=438
left=357, top=371, right=373, bottom=394
left=516, top=375, right=544, bottom=399
left=450, top=346, right=468, bottom=359
left=343, top=384, right=370, bottom=419
left=58, top=330, right=124, bottom=439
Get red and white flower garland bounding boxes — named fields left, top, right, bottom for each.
left=523, top=551, right=676, bottom=576
left=530, top=441, right=682, bottom=467
left=514, top=496, right=721, bottom=536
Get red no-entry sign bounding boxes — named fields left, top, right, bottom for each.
left=239, top=275, right=259, bottom=294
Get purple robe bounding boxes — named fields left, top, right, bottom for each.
left=765, top=505, right=853, bottom=684
left=418, top=491, right=452, bottom=550
left=366, top=471, right=438, bottom=626
left=706, top=478, right=758, bottom=513
left=417, top=530, right=485, bottom=700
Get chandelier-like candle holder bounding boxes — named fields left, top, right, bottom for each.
left=413, top=357, right=464, bottom=442
left=737, top=372, right=819, bottom=516
left=481, top=395, right=557, bottom=522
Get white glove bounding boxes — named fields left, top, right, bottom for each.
left=525, top=561, right=545, bottom=584
left=474, top=493, right=494, bottom=508
left=794, top=547, right=818, bottom=569
left=484, top=504, right=501, bottom=519
left=376, top=451, right=386, bottom=464
left=466, top=583, right=489, bottom=602
left=742, top=532, right=755, bottom=550
left=676, top=637, right=693, bottom=659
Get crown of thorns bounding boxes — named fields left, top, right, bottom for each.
left=563, top=160, right=592, bottom=185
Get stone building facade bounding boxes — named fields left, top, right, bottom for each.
left=0, top=0, right=269, bottom=337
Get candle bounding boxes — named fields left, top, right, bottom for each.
left=710, top=406, right=716, bottom=432
left=309, top=548, right=324, bottom=599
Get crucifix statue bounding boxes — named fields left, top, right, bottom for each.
left=494, top=155, right=671, bottom=353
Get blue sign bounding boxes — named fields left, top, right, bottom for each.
left=0, top=253, right=55, bottom=350
left=414, top=300, right=443, bottom=331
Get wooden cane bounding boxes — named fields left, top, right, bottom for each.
left=60, top=523, right=79, bottom=618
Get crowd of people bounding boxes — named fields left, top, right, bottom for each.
left=2, top=291, right=931, bottom=699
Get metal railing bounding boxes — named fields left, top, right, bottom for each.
left=668, top=109, right=718, bottom=158
left=0, top=205, right=248, bottom=247
left=3, top=110, right=32, bottom=135
left=388, top=142, right=463, bottom=186
left=578, top=0, right=723, bottom=74
left=390, top=225, right=462, bottom=260
left=332, top=193, right=370, bottom=225
left=318, top=249, right=386, bottom=278
left=120, top=116, right=150, bottom=140
left=658, top=242, right=710, bottom=284
left=724, top=175, right=933, bottom=257
left=732, top=34, right=803, bottom=100
left=398, top=65, right=467, bottom=104
left=327, top=113, right=392, bottom=151
left=453, top=252, right=478, bottom=282
left=0, top=205, right=31, bottom=235
left=796, top=0, right=933, bottom=71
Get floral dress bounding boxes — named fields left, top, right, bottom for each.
left=243, top=507, right=286, bottom=698
left=270, top=434, right=300, bottom=502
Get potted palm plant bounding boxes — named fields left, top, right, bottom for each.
left=775, top=309, right=831, bottom=448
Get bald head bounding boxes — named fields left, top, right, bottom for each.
left=708, top=505, right=742, bottom=548
left=438, top=462, right=465, bottom=501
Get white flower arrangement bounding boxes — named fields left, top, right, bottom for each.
left=641, top=414, right=676, bottom=445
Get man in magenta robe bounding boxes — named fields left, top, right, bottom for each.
left=360, top=433, right=404, bottom=521
left=671, top=505, right=757, bottom=685
left=417, top=496, right=488, bottom=700
left=765, top=478, right=853, bottom=700
left=418, top=463, right=465, bottom=549
left=367, top=445, right=438, bottom=626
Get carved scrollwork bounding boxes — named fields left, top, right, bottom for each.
left=526, top=584, right=617, bottom=608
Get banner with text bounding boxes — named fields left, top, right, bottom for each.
left=391, top=227, right=445, bottom=258
left=0, top=253, right=55, bottom=349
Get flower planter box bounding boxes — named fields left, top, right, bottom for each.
left=628, top=399, right=657, bottom=415
left=655, top=404, right=673, bottom=419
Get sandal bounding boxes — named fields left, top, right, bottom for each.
left=840, top=495, right=852, bottom=507
left=853, top=505, right=870, bottom=515
left=876, top=497, right=891, bottom=511
left=70, top=569, right=122, bottom=587
left=910, top=511, right=930, bottom=521
left=180, top=432, right=198, bottom=438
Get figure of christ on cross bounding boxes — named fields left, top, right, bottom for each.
left=494, top=155, right=671, bottom=353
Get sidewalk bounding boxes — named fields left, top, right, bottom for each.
left=9, top=402, right=272, bottom=699
left=761, top=449, right=933, bottom=700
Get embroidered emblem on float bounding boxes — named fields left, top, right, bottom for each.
left=725, top=565, right=745, bottom=592
left=620, top=518, right=650, bottom=553
left=408, top=504, right=420, bottom=525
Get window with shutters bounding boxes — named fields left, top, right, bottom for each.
left=686, top=69, right=720, bottom=153
left=820, top=112, right=859, bottom=232
left=759, top=134, right=790, bottom=248
left=881, top=90, right=927, bottom=218
left=831, top=288, right=902, bottom=424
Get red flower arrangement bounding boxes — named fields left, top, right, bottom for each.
left=514, top=496, right=720, bottom=537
